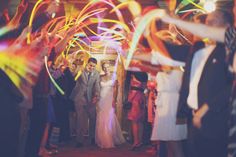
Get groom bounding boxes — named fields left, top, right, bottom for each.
left=70, top=57, right=100, bottom=147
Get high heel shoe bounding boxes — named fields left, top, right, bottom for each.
left=130, top=143, right=142, bottom=151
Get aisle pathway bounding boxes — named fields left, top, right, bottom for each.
left=54, top=143, right=155, bottom=157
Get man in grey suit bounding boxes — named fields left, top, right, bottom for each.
left=70, top=57, right=100, bottom=147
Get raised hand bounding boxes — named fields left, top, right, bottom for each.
left=3, top=9, right=10, bottom=23
left=16, top=0, right=28, bottom=15
left=9, top=0, right=28, bottom=26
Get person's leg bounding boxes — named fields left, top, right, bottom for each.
left=159, top=141, right=167, bottom=157
left=25, top=98, right=48, bottom=157
left=132, top=122, right=139, bottom=146
left=186, top=121, right=198, bottom=157
left=47, top=124, right=58, bottom=147
left=142, top=110, right=152, bottom=145
left=146, top=141, right=160, bottom=155
left=41, top=124, right=50, bottom=145
left=166, top=141, right=174, bottom=157
left=138, top=122, right=144, bottom=144
left=38, top=123, right=50, bottom=156
left=88, top=106, right=96, bottom=144
left=69, top=111, right=77, bottom=137
left=75, top=105, right=88, bottom=145
left=168, top=141, right=185, bottom=157
left=60, top=100, right=70, bottom=142
left=18, top=108, right=29, bottom=157
left=195, top=135, right=227, bottom=157
left=0, top=107, right=20, bottom=157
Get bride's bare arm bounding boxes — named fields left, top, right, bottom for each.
left=112, top=80, right=118, bottom=108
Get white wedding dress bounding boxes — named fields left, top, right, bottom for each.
left=95, top=80, right=125, bottom=148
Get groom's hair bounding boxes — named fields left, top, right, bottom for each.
left=88, top=57, right=97, bottom=64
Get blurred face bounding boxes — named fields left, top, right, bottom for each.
left=86, top=61, right=96, bottom=73
left=73, top=59, right=80, bottom=65
left=205, top=12, right=225, bottom=27
left=60, top=65, right=66, bottom=72
left=102, top=63, right=110, bottom=74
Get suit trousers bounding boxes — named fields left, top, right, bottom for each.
left=186, top=122, right=228, bottom=157
left=75, top=105, right=96, bottom=143
left=25, top=97, right=48, bottom=157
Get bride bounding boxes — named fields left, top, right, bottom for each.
left=95, top=62, right=125, bottom=148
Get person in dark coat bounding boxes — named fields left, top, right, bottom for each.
left=0, top=69, right=23, bottom=157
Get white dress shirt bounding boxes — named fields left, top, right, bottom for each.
left=187, top=45, right=216, bottom=110
left=151, top=50, right=185, bottom=67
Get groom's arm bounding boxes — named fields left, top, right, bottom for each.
left=92, top=71, right=101, bottom=103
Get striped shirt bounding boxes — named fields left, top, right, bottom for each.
left=225, top=26, right=236, bottom=66
left=225, top=26, right=236, bottom=157
left=228, top=87, right=236, bottom=157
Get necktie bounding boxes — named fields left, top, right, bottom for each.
left=88, top=72, right=91, bottom=80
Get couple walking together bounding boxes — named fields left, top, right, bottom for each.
left=70, top=57, right=125, bottom=148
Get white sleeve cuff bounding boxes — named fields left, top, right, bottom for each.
left=151, top=51, right=160, bottom=65
left=151, top=50, right=185, bottom=67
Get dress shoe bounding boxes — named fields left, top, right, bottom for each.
left=130, top=143, right=142, bottom=151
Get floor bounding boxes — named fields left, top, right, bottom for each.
left=53, top=143, right=156, bottom=157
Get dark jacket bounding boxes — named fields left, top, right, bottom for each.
left=0, top=69, right=23, bottom=108
left=0, top=69, right=23, bottom=156
left=168, top=42, right=233, bottom=139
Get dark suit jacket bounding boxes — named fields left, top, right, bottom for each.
left=168, top=42, right=233, bottom=139
left=54, top=68, right=75, bottom=111
left=55, top=68, right=75, bottom=98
